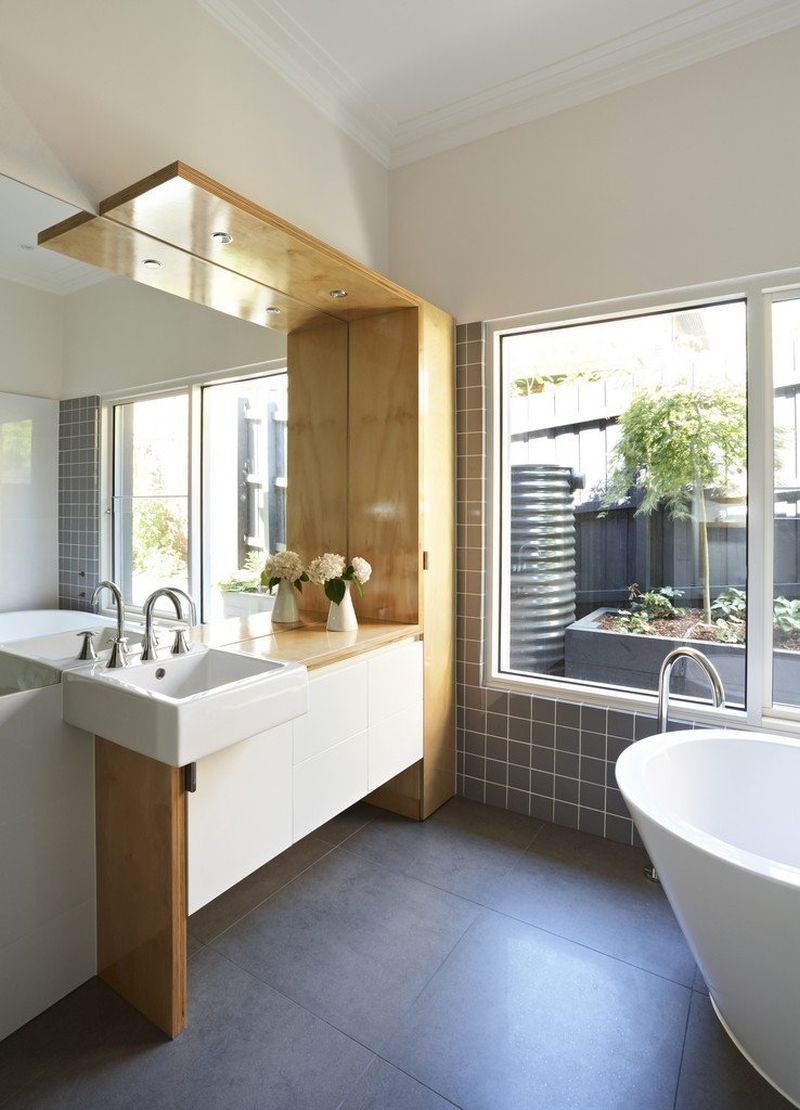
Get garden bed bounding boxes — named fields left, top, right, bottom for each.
left=565, top=608, right=800, bottom=706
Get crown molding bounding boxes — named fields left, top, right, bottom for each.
left=196, top=0, right=394, bottom=166
left=196, top=0, right=800, bottom=170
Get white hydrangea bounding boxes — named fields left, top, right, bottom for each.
left=263, top=550, right=304, bottom=582
left=307, top=552, right=346, bottom=585
left=351, top=556, right=372, bottom=585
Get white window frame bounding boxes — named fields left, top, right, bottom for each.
left=485, top=270, right=800, bottom=734
left=99, top=358, right=286, bottom=621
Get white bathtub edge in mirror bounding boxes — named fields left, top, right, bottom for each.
left=617, top=729, right=800, bottom=1109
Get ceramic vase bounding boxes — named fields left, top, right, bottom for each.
left=271, top=578, right=300, bottom=623
left=326, top=580, right=358, bottom=632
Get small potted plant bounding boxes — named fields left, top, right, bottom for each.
left=307, top=553, right=372, bottom=632
left=261, top=550, right=308, bottom=624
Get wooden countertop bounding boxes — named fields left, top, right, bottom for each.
left=190, top=614, right=421, bottom=670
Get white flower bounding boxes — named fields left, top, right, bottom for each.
left=307, top=552, right=346, bottom=585
left=263, top=550, right=304, bottom=583
left=351, top=556, right=372, bottom=585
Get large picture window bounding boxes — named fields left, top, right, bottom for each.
left=487, top=280, right=800, bottom=726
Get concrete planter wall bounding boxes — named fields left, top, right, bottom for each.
left=565, top=608, right=800, bottom=706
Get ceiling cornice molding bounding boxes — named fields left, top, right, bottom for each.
left=196, top=0, right=394, bottom=166
left=391, top=0, right=800, bottom=165
left=196, top=0, right=800, bottom=169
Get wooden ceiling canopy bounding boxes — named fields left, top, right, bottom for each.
left=38, top=161, right=419, bottom=332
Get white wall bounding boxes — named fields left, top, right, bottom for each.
left=0, top=277, right=62, bottom=399
left=389, top=29, right=800, bottom=322
left=0, top=0, right=388, bottom=272
left=62, top=278, right=285, bottom=397
left=0, top=391, right=58, bottom=609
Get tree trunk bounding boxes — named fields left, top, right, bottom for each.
left=696, top=483, right=711, bottom=623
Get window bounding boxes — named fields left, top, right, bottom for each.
left=109, top=368, right=287, bottom=619
left=487, top=278, right=800, bottom=727
left=113, top=393, right=190, bottom=608
left=772, top=296, right=800, bottom=709
left=202, top=375, right=287, bottom=621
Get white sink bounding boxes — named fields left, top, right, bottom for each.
left=62, top=646, right=308, bottom=766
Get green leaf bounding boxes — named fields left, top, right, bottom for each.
left=351, top=577, right=364, bottom=597
left=325, top=578, right=346, bottom=605
left=268, top=576, right=281, bottom=592
left=293, top=578, right=303, bottom=593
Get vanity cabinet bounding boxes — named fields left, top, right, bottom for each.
left=188, top=639, right=423, bottom=913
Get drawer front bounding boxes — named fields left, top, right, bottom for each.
left=188, top=722, right=293, bottom=914
left=293, top=730, right=369, bottom=841
left=293, top=661, right=368, bottom=765
left=368, top=640, right=423, bottom=726
left=368, top=701, right=424, bottom=792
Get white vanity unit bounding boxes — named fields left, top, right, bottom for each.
left=0, top=610, right=425, bottom=1042
left=188, top=638, right=423, bottom=912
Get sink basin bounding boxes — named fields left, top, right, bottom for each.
left=62, top=646, right=308, bottom=766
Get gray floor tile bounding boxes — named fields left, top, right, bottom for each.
left=339, top=1058, right=457, bottom=1109
left=692, top=965, right=709, bottom=994
left=0, top=976, right=164, bottom=1109
left=188, top=834, right=332, bottom=944
left=675, top=992, right=793, bottom=1109
left=383, top=909, right=690, bottom=1110
left=210, top=848, right=480, bottom=1051
left=187, top=931, right=204, bottom=958
left=1, top=950, right=374, bottom=1110
left=314, top=801, right=381, bottom=845
left=490, top=822, right=696, bottom=985
left=344, top=796, right=541, bottom=903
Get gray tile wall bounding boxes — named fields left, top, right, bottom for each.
left=455, top=324, right=702, bottom=845
left=58, top=397, right=100, bottom=611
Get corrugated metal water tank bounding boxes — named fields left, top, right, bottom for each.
left=510, top=464, right=582, bottom=675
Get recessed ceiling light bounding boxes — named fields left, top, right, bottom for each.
left=18, top=242, right=35, bottom=251
left=210, top=231, right=233, bottom=245
left=328, top=289, right=348, bottom=299
left=265, top=306, right=282, bottom=316
left=142, top=258, right=162, bottom=270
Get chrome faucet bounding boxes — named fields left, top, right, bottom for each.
left=141, top=587, right=198, bottom=661
left=656, top=646, right=725, bottom=733
left=90, top=580, right=128, bottom=669
left=644, top=647, right=725, bottom=884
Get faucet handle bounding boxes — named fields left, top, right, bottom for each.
left=76, top=630, right=98, bottom=661
left=170, top=624, right=191, bottom=656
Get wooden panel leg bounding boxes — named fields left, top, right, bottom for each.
left=95, top=737, right=187, bottom=1037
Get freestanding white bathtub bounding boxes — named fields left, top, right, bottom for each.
left=617, top=729, right=800, bottom=1108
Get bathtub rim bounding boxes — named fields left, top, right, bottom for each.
left=616, top=728, right=800, bottom=889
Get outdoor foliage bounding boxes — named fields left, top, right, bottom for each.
left=605, top=384, right=747, bottom=623
left=613, top=585, right=685, bottom=634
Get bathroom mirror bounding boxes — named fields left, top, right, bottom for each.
left=0, top=172, right=347, bottom=627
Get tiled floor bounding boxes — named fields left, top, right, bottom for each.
left=0, top=799, right=792, bottom=1109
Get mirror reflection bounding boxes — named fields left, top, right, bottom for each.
left=0, top=171, right=308, bottom=633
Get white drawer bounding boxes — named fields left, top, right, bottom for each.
left=188, top=722, right=293, bottom=913
left=368, top=701, right=423, bottom=791
left=368, top=640, right=423, bottom=725
left=292, top=730, right=369, bottom=841
left=293, top=661, right=368, bottom=764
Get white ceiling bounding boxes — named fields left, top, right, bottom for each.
left=0, top=174, right=106, bottom=296
left=198, top=0, right=800, bottom=166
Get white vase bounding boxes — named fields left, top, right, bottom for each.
left=327, top=580, right=358, bottom=632
left=271, top=578, right=300, bottom=623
